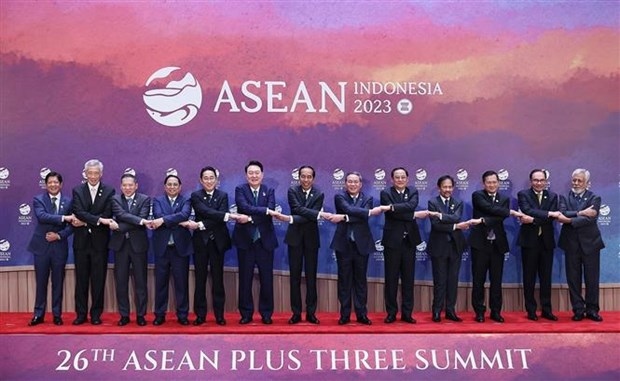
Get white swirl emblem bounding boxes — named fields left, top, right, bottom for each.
left=19, top=203, right=31, bottom=216
left=416, top=241, right=427, bottom=252
left=599, top=205, right=611, bottom=217
left=0, top=239, right=10, bottom=252
left=143, top=67, right=202, bottom=127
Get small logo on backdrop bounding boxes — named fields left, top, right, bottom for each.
left=416, top=241, right=428, bottom=261
left=0, top=167, right=10, bottom=190
left=397, top=99, right=413, bottom=115
left=373, top=168, right=386, bottom=191
left=19, top=203, right=31, bottom=216
left=497, top=168, right=510, bottom=191
left=18, top=203, right=32, bottom=225
left=143, top=67, right=202, bottom=127
left=38, top=167, right=51, bottom=189
left=166, top=168, right=178, bottom=177
left=0, top=239, right=11, bottom=262
left=291, top=168, right=300, bottom=181
left=332, top=168, right=345, bottom=190
left=415, top=168, right=428, bottom=191
left=598, top=204, right=611, bottom=226
left=124, top=168, right=136, bottom=176
left=456, top=168, right=469, bottom=191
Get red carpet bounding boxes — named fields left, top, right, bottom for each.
left=2, top=311, right=619, bottom=335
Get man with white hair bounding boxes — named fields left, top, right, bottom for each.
left=557, top=169, right=605, bottom=322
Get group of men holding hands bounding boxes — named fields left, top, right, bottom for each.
left=27, top=159, right=605, bottom=328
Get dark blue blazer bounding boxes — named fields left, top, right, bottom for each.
left=152, top=194, right=193, bottom=257
left=109, top=193, right=150, bottom=253
left=330, top=192, right=375, bottom=255
left=559, top=190, right=605, bottom=255
left=191, top=188, right=232, bottom=253
left=468, top=190, right=511, bottom=253
left=233, top=184, right=278, bottom=251
left=71, top=182, right=115, bottom=250
left=380, top=186, right=421, bottom=249
left=517, top=188, right=558, bottom=250
left=27, top=193, right=73, bottom=256
left=284, top=185, right=324, bottom=249
left=427, top=196, right=467, bottom=257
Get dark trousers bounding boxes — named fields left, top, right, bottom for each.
left=336, top=241, right=369, bottom=318
left=33, top=251, right=67, bottom=318
left=565, top=246, right=600, bottom=314
left=288, top=243, right=318, bottom=316
left=194, top=239, right=226, bottom=319
left=74, top=242, right=108, bottom=320
left=430, top=247, right=461, bottom=314
left=471, top=241, right=504, bottom=314
left=521, top=238, right=554, bottom=314
left=237, top=240, right=274, bottom=319
left=154, top=245, right=189, bottom=319
left=114, top=242, right=148, bottom=318
left=383, top=239, right=414, bottom=317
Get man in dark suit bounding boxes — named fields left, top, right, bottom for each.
left=150, top=174, right=193, bottom=326
left=71, top=159, right=116, bottom=325
left=557, top=168, right=605, bottom=322
left=380, top=167, right=434, bottom=324
left=233, top=160, right=279, bottom=325
left=109, top=173, right=150, bottom=326
left=469, top=170, right=522, bottom=323
left=427, top=175, right=472, bottom=323
left=517, top=169, right=559, bottom=321
left=281, top=165, right=329, bottom=325
left=191, top=166, right=238, bottom=326
left=329, top=172, right=384, bottom=325
left=27, top=171, right=74, bottom=326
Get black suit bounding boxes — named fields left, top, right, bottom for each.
left=380, top=186, right=421, bottom=318
left=284, top=186, right=323, bottom=317
left=559, top=190, right=605, bottom=315
left=110, top=193, right=150, bottom=318
left=517, top=188, right=558, bottom=315
left=191, top=188, right=232, bottom=321
left=468, top=190, right=510, bottom=314
left=233, top=184, right=278, bottom=320
left=428, top=196, right=467, bottom=315
left=330, top=192, right=374, bottom=319
left=71, top=182, right=115, bottom=321
left=152, top=194, right=192, bottom=320
left=27, top=193, right=73, bottom=319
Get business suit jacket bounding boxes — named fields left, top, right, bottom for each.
left=427, top=196, right=467, bottom=257
left=517, top=188, right=558, bottom=250
left=109, top=193, right=150, bottom=252
left=71, top=182, right=115, bottom=250
left=330, top=192, right=374, bottom=255
left=28, top=193, right=73, bottom=256
left=284, top=185, right=324, bottom=248
left=191, top=188, right=232, bottom=254
left=559, top=190, right=605, bottom=255
left=380, top=186, right=421, bottom=249
left=233, top=184, right=278, bottom=251
left=469, top=190, right=511, bottom=254
left=152, top=194, right=193, bottom=257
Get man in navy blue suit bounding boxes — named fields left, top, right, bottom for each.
left=517, top=169, right=560, bottom=321
left=329, top=172, right=385, bottom=325
left=557, top=168, right=605, bottom=322
left=233, top=160, right=279, bottom=325
left=27, top=171, right=74, bottom=326
left=150, top=174, right=193, bottom=326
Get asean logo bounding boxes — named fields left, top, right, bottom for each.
left=143, top=67, right=202, bottom=127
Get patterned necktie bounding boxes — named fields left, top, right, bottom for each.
left=51, top=196, right=58, bottom=214
left=253, top=190, right=259, bottom=206
left=169, top=198, right=175, bottom=208
left=126, top=197, right=132, bottom=211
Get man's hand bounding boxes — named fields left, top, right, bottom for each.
left=327, top=214, right=346, bottom=223
left=455, top=221, right=470, bottom=230
left=519, top=215, right=535, bottom=224
left=369, top=206, right=384, bottom=216
left=556, top=213, right=572, bottom=224
left=578, top=205, right=598, bottom=218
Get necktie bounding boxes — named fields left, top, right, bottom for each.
left=487, top=194, right=496, bottom=240
left=126, top=197, right=132, bottom=211
left=90, top=187, right=97, bottom=203
left=168, top=198, right=176, bottom=245
left=51, top=196, right=58, bottom=214
left=444, top=198, right=449, bottom=211
left=253, top=190, right=259, bottom=206
left=252, top=190, right=260, bottom=241
left=537, top=193, right=543, bottom=236
left=205, top=193, right=212, bottom=204
left=169, top=198, right=175, bottom=208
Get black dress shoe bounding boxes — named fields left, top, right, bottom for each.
left=193, top=316, right=206, bottom=326
left=401, top=315, right=416, bottom=324
left=73, top=316, right=87, bottom=325
left=541, top=312, right=558, bottom=321
left=338, top=316, right=350, bottom=325
left=445, top=312, right=463, bottom=322
left=53, top=316, right=63, bottom=326
left=432, top=312, right=441, bottom=322
left=288, top=314, right=302, bottom=324
left=137, top=316, right=147, bottom=326
left=384, top=314, right=397, bottom=324
left=239, top=317, right=253, bottom=325
left=572, top=313, right=584, bottom=321
left=177, top=318, right=190, bottom=326
left=586, top=312, right=603, bottom=322
left=216, top=318, right=227, bottom=326
left=261, top=317, right=273, bottom=325
left=306, top=315, right=320, bottom=324
left=117, top=317, right=130, bottom=326
left=90, top=317, right=102, bottom=325
left=490, top=312, right=505, bottom=323
left=475, top=313, right=485, bottom=323
left=153, top=317, right=166, bottom=326
left=28, top=316, right=44, bottom=326
left=356, top=315, right=372, bottom=325
left=527, top=312, right=538, bottom=321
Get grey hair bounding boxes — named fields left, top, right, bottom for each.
left=571, top=168, right=590, bottom=182
left=345, top=171, right=363, bottom=182
left=84, top=159, right=104, bottom=172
